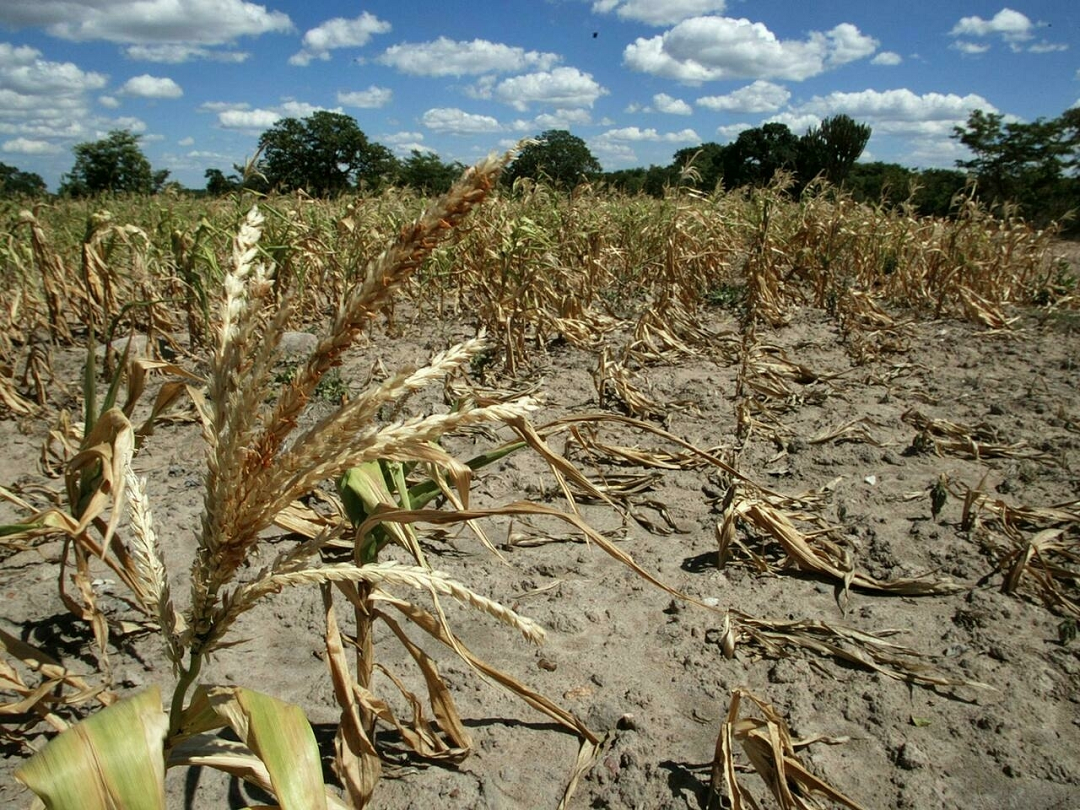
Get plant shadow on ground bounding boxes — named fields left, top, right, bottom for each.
left=659, top=760, right=713, bottom=809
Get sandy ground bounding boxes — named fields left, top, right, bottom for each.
left=1, top=269, right=1079, bottom=809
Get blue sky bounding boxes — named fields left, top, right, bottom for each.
left=1, top=1, right=1077, bottom=190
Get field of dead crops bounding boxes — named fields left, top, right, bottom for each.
left=1, top=155, right=1078, bottom=809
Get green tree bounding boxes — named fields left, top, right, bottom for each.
left=672, top=142, right=727, bottom=192
left=797, top=114, right=872, bottom=188
left=204, top=168, right=240, bottom=195
left=722, top=123, right=799, bottom=188
left=600, top=166, right=647, bottom=194
left=397, top=150, right=464, bottom=194
left=846, top=162, right=915, bottom=207
left=952, top=109, right=1078, bottom=222
left=0, top=161, right=47, bottom=196
left=504, top=130, right=602, bottom=188
left=60, top=130, right=160, bottom=196
left=257, top=111, right=397, bottom=196
left=643, top=164, right=677, bottom=197
left=912, top=168, right=970, bottom=218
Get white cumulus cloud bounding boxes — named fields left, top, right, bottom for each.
left=123, top=44, right=250, bottom=63
left=602, top=126, right=700, bottom=143
left=793, top=88, right=997, bottom=137
left=513, top=109, right=595, bottom=132
left=716, top=122, right=752, bottom=141
left=696, top=80, right=790, bottom=113
left=949, top=8, right=1063, bottom=54
left=625, top=16, right=879, bottom=83
left=653, top=93, right=692, bottom=114
left=0, top=0, right=293, bottom=44
left=0, top=43, right=109, bottom=148
left=493, top=67, right=607, bottom=111
left=871, top=51, right=902, bottom=66
left=0, top=43, right=108, bottom=95
left=218, top=108, right=282, bottom=129
left=950, top=8, right=1033, bottom=42
left=337, top=86, right=392, bottom=108
left=121, top=74, right=183, bottom=98
left=421, top=108, right=503, bottom=134
left=290, top=12, right=391, bottom=66
left=763, top=112, right=822, bottom=135
left=3, top=137, right=61, bottom=154
left=592, top=0, right=727, bottom=26
left=208, top=98, right=342, bottom=131
left=377, top=37, right=559, bottom=77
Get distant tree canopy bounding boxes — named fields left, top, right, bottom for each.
left=845, top=162, right=969, bottom=218
left=797, top=115, right=872, bottom=187
left=204, top=168, right=240, bottom=196
left=397, top=150, right=464, bottom=195
left=60, top=130, right=168, bottom=196
left=0, top=162, right=46, bottom=196
left=257, top=111, right=398, bottom=195
left=725, top=122, right=802, bottom=188
left=505, top=130, right=602, bottom=188
left=952, top=107, right=1080, bottom=225
left=654, top=116, right=872, bottom=196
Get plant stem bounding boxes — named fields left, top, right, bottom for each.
left=168, top=650, right=204, bottom=738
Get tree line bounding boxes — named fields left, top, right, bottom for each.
left=2, top=107, right=1077, bottom=227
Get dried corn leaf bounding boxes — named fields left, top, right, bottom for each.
left=594, top=349, right=670, bottom=418
left=733, top=498, right=961, bottom=599
left=902, top=408, right=1050, bottom=461
left=724, top=611, right=989, bottom=692
left=376, top=610, right=472, bottom=759
left=64, top=407, right=134, bottom=547
left=376, top=594, right=599, bottom=744
left=321, top=585, right=381, bottom=808
left=809, top=417, right=885, bottom=447
left=0, top=372, right=35, bottom=416
left=997, top=527, right=1079, bottom=618
left=709, top=688, right=867, bottom=810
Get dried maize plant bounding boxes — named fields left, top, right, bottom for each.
left=738, top=176, right=796, bottom=328
left=0, top=626, right=118, bottom=751
left=955, top=480, right=1080, bottom=619
left=708, top=687, right=868, bottom=810
left=1, top=332, right=201, bottom=686
left=168, top=215, right=218, bottom=349
left=732, top=325, right=836, bottom=450
left=335, top=192, right=425, bottom=312
left=901, top=407, right=1055, bottom=463
left=833, top=287, right=912, bottom=364
left=14, top=209, right=83, bottom=343
left=254, top=196, right=370, bottom=327
left=718, top=611, right=988, bottom=693
left=12, top=150, right=633, bottom=810
left=651, top=175, right=740, bottom=319
left=898, top=195, right=1057, bottom=323
left=716, top=488, right=961, bottom=602
left=80, top=211, right=150, bottom=335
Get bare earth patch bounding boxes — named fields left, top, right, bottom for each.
left=2, top=284, right=1078, bottom=808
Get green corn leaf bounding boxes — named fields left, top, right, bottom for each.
left=206, top=686, right=328, bottom=810
left=337, top=461, right=389, bottom=528
left=15, top=685, right=167, bottom=810
left=405, top=440, right=525, bottom=510
left=337, top=461, right=392, bottom=563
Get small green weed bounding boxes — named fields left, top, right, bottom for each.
left=272, top=361, right=349, bottom=402
left=706, top=282, right=747, bottom=312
